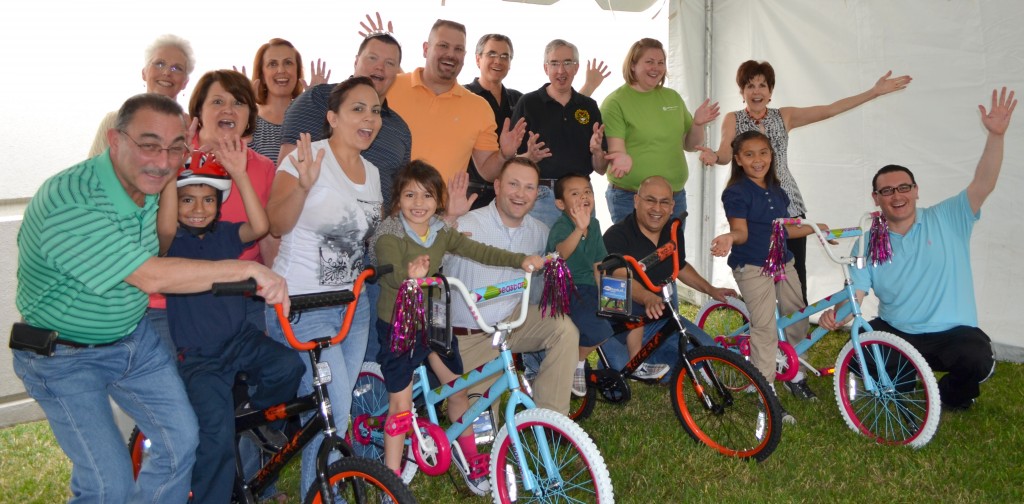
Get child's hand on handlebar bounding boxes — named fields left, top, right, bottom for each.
left=406, top=254, right=430, bottom=279
left=521, top=255, right=545, bottom=273
left=251, top=266, right=290, bottom=316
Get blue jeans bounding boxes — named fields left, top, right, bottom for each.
left=265, top=293, right=371, bottom=500
left=12, top=317, right=198, bottom=503
left=606, top=185, right=688, bottom=228
left=528, top=186, right=563, bottom=229
left=144, top=308, right=177, bottom=358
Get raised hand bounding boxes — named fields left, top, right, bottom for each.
left=446, top=171, right=477, bottom=220
left=525, top=131, right=551, bottom=163
left=871, top=70, right=912, bottom=97
left=232, top=65, right=247, bottom=78
left=303, top=59, right=331, bottom=88
left=696, top=146, right=719, bottom=166
left=580, top=59, right=611, bottom=97
left=187, top=116, right=202, bottom=149
left=213, top=135, right=248, bottom=178
left=499, top=117, right=528, bottom=159
left=406, top=254, right=430, bottom=279
left=569, top=199, right=591, bottom=232
left=979, top=87, right=1017, bottom=136
left=288, top=132, right=326, bottom=192
left=692, top=98, right=721, bottom=127
left=358, top=12, right=394, bottom=37
left=589, top=122, right=605, bottom=154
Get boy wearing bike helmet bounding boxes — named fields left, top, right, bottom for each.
left=158, top=139, right=304, bottom=504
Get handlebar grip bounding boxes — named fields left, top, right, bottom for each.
left=211, top=278, right=258, bottom=297
left=289, top=290, right=356, bottom=313
left=368, top=264, right=393, bottom=284
left=598, top=255, right=626, bottom=273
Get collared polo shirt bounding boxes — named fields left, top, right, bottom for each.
left=17, top=154, right=157, bottom=343
left=281, top=83, right=411, bottom=208
left=850, top=190, right=979, bottom=334
left=512, top=83, right=606, bottom=179
left=388, top=68, right=498, bottom=181
left=721, top=177, right=792, bottom=269
left=603, top=213, right=689, bottom=285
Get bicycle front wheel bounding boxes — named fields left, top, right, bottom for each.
left=834, top=331, right=940, bottom=448
left=490, top=408, right=614, bottom=504
left=303, top=456, right=417, bottom=504
left=670, top=346, right=782, bottom=462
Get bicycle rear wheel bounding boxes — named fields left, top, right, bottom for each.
left=695, top=298, right=749, bottom=338
left=303, top=456, right=417, bottom=504
left=670, top=346, right=782, bottom=462
left=490, top=408, right=613, bottom=504
left=834, top=331, right=940, bottom=448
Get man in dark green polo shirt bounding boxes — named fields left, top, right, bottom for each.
left=13, top=93, right=289, bottom=503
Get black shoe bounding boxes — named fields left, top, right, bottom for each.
left=783, top=379, right=818, bottom=401
left=941, top=398, right=975, bottom=412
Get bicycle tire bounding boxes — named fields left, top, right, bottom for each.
left=695, top=298, right=749, bottom=338
left=303, top=456, right=417, bottom=504
left=568, top=361, right=597, bottom=422
left=670, top=346, right=782, bottom=462
left=350, top=361, right=419, bottom=483
left=489, top=408, right=614, bottom=504
left=833, top=331, right=940, bottom=448
left=128, top=426, right=148, bottom=480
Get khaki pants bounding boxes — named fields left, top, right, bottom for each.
left=457, top=304, right=579, bottom=415
left=732, top=260, right=807, bottom=383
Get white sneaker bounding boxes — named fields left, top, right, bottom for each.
left=572, top=365, right=587, bottom=397
left=633, top=362, right=670, bottom=381
left=451, top=447, right=490, bottom=496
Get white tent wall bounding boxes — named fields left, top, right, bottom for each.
left=670, top=0, right=1024, bottom=360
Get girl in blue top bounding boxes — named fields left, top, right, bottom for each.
left=710, top=130, right=825, bottom=421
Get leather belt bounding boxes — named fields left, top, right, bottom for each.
left=56, top=338, right=120, bottom=349
left=538, top=178, right=558, bottom=189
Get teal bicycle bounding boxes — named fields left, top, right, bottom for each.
left=350, top=266, right=614, bottom=503
left=696, top=214, right=941, bottom=448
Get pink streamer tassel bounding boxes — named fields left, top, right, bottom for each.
left=761, top=220, right=788, bottom=283
left=389, top=280, right=425, bottom=354
left=869, top=212, right=894, bottom=266
left=540, top=257, right=576, bottom=318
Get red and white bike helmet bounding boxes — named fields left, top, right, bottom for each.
left=177, top=151, right=232, bottom=201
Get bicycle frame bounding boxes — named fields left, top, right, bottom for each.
left=721, top=215, right=895, bottom=395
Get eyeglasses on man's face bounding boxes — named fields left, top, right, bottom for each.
left=483, top=51, right=511, bottom=61
left=118, top=130, right=190, bottom=162
left=873, top=183, right=916, bottom=196
left=546, top=59, right=578, bottom=69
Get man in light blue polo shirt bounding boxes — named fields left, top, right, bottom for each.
left=821, top=87, right=1016, bottom=411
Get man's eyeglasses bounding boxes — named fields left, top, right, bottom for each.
left=150, top=60, right=186, bottom=75
left=483, top=51, right=511, bottom=61
left=118, top=130, right=190, bottom=162
left=873, top=183, right=916, bottom=196
left=546, top=59, right=578, bottom=69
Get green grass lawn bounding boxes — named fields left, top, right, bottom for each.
left=3, top=320, right=1023, bottom=503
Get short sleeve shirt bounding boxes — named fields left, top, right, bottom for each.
left=850, top=190, right=979, bottom=334
left=16, top=155, right=157, bottom=343
left=545, top=212, right=606, bottom=286
left=603, top=213, right=688, bottom=286
left=721, top=178, right=792, bottom=269
left=512, top=84, right=606, bottom=179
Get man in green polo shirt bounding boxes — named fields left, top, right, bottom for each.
left=12, top=93, right=290, bottom=503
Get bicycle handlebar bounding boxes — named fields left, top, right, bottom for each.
left=772, top=214, right=877, bottom=268
left=597, top=219, right=681, bottom=293
left=211, top=265, right=393, bottom=352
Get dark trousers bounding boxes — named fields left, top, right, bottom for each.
left=869, top=319, right=994, bottom=408
left=787, top=235, right=808, bottom=305
left=178, top=326, right=304, bottom=504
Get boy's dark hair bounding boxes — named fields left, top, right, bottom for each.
left=726, top=130, right=780, bottom=188
left=872, top=164, right=917, bottom=191
left=554, top=173, right=590, bottom=200
left=388, top=160, right=448, bottom=217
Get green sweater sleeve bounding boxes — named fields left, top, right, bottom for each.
left=446, top=228, right=527, bottom=268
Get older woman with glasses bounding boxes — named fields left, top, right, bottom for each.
left=601, top=38, right=719, bottom=227
left=88, top=34, right=196, bottom=157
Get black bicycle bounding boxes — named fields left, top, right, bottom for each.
left=567, top=219, right=783, bottom=462
left=129, top=266, right=416, bottom=503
